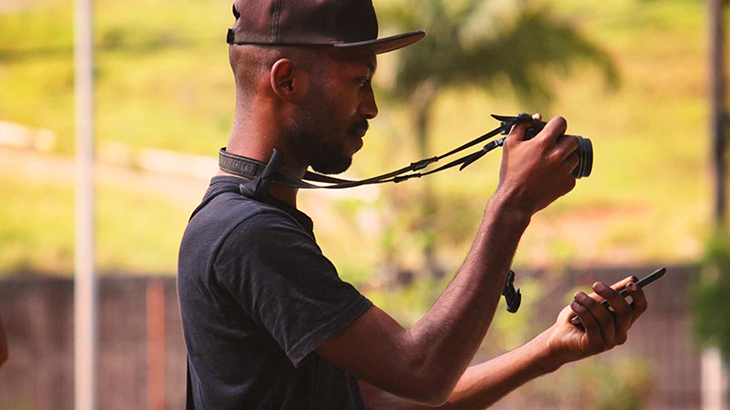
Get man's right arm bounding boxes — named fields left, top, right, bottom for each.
left=316, top=116, right=579, bottom=405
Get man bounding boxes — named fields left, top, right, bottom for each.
left=177, top=0, right=649, bottom=408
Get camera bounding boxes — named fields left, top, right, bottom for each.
left=495, top=114, right=593, bottom=179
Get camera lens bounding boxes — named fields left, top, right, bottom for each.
left=573, top=136, right=593, bottom=179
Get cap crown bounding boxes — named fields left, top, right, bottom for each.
left=229, top=0, right=379, bottom=46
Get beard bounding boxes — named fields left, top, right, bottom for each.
left=288, top=83, right=368, bottom=175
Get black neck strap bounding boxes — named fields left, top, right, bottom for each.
left=218, top=113, right=540, bottom=192
left=218, top=114, right=537, bottom=316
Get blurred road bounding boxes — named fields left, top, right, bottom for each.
left=0, top=146, right=210, bottom=207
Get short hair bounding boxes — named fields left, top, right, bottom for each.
left=228, top=44, right=329, bottom=98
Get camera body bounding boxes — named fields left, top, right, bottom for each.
left=497, top=114, right=593, bottom=179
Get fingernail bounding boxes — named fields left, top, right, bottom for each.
left=593, top=282, right=605, bottom=291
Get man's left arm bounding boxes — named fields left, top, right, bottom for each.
left=359, top=276, right=648, bottom=410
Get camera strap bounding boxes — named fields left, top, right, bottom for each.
left=217, top=113, right=535, bottom=315
left=219, top=114, right=538, bottom=191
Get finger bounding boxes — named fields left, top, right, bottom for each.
left=593, top=281, right=632, bottom=319
left=611, top=276, right=638, bottom=291
left=593, top=282, right=632, bottom=345
left=507, top=120, right=532, bottom=143
left=570, top=300, right=604, bottom=352
left=561, top=153, right=580, bottom=177
left=532, top=113, right=542, bottom=122
left=575, top=291, right=616, bottom=349
left=554, top=134, right=580, bottom=160
left=535, top=116, right=567, bottom=146
left=585, top=276, right=637, bottom=300
left=561, top=304, right=589, bottom=331
left=626, top=281, right=648, bottom=324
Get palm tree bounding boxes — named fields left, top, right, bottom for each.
left=376, top=0, right=619, bottom=279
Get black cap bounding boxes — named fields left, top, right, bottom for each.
left=226, top=0, right=425, bottom=54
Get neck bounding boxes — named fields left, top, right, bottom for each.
left=221, top=108, right=304, bottom=208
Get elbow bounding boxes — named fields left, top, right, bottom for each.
left=403, top=384, right=451, bottom=407
left=414, top=391, right=451, bottom=407
left=406, top=361, right=456, bottom=406
left=366, top=359, right=457, bottom=406
left=416, top=379, right=453, bottom=406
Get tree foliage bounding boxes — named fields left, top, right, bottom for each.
left=379, top=0, right=619, bottom=106
left=693, top=231, right=730, bottom=359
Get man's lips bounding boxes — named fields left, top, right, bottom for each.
left=351, top=121, right=369, bottom=138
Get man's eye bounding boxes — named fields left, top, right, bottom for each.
left=357, top=78, right=370, bottom=87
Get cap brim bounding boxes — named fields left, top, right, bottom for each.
left=334, top=30, right=425, bottom=54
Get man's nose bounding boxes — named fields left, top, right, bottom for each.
left=360, top=91, right=379, bottom=120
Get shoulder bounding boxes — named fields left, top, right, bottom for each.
left=213, top=201, right=339, bottom=292
left=214, top=203, right=322, bottom=269
left=226, top=204, right=314, bottom=248
left=182, top=188, right=316, bottom=266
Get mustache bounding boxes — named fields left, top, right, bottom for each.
left=350, top=120, right=369, bottom=136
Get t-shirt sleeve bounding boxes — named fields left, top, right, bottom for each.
left=214, top=210, right=372, bottom=367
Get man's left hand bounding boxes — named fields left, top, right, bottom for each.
left=541, top=276, right=648, bottom=368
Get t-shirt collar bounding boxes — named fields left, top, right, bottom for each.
left=209, top=176, right=315, bottom=235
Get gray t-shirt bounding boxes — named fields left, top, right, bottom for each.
left=178, top=176, right=372, bottom=409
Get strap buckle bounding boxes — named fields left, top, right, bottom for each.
left=502, top=270, right=521, bottom=314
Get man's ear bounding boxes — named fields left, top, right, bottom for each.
left=270, top=59, right=308, bottom=101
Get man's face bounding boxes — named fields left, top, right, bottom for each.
left=289, top=50, right=378, bottom=175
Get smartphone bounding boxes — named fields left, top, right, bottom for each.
left=569, top=267, right=666, bottom=327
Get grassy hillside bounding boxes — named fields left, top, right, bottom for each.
left=0, top=0, right=727, bottom=277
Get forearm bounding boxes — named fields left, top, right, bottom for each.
left=441, top=331, right=559, bottom=409
left=362, top=331, right=560, bottom=410
left=405, top=191, right=532, bottom=398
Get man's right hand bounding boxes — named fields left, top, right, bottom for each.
left=496, top=115, right=580, bottom=216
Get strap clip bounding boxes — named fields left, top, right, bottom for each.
left=239, top=149, right=285, bottom=198
left=502, top=270, right=521, bottom=314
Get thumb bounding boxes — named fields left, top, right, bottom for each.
left=556, top=303, right=578, bottom=324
